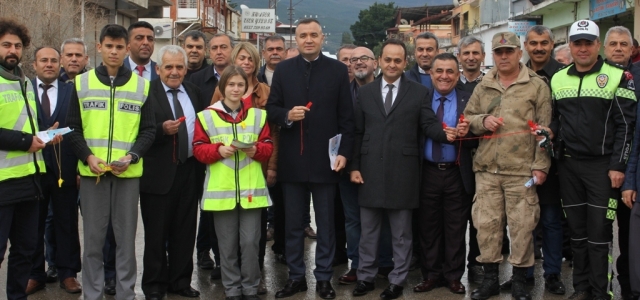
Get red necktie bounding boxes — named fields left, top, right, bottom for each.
left=135, top=65, right=145, bottom=77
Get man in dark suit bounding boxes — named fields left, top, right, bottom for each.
left=413, top=53, right=475, bottom=295
left=123, top=21, right=158, bottom=81
left=27, top=46, right=82, bottom=295
left=183, top=31, right=209, bottom=81
left=266, top=18, right=354, bottom=299
left=139, top=45, right=205, bottom=300
left=349, top=39, right=444, bottom=299
left=187, top=32, right=233, bottom=280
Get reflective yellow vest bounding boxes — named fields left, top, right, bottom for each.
left=0, top=75, right=45, bottom=182
left=198, top=107, right=271, bottom=211
left=75, top=70, right=149, bottom=178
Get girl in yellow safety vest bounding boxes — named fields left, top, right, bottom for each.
left=193, top=65, right=273, bottom=300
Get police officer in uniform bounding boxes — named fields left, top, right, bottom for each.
left=550, top=20, right=637, bottom=300
left=66, top=24, right=155, bottom=300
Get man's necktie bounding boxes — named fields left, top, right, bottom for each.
left=432, top=97, right=446, bottom=162
left=384, top=84, right=394, bottom=114
left=170, top=89, right=188, bottom=163
left=40, top=84, right=52, bottom=122
left=135, top=65, right=145, bottom=77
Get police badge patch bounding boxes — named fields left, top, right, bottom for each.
left=596, top=74, right=609, bottom=88
left=628, top=80, right=636, bottom=91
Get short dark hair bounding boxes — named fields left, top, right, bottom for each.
left=0, top=18, right=31, bottom=48
left=634, top=38, right=639, bottom=47
left=298, top=18, right=321, bottom=27
left=431, top=53, right=459, bottom=70
left=218, top=65, right=249, bottom=98
left=415, top=32, right=439, bottom=49
left=34, top=46, right=60, bottom=58
left=264, top=35, right=285, bottom=45
left=184, top=30, right=207, bottom=44
left=128, top=21, right=154, bottom=36
left=337, top=44, right=357, bottom=60
left=210, top=33, right=234, bottom=48
left=99, top=24, right=128, bottom=43
left=380, top=38, right=407, bottom=58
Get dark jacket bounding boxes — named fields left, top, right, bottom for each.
left=405, top=63, right=423, bottom=83
left=0, top=66, right=42, bottom=205
left=265, top=53, right=354, bottom=183
left=550, top=57, right=636, bottom=172
left=350, top=75, right=443, bottom=209
left=527, top=58, right=565, bottom=205
left=32, top=79, right=77, bottom=188
left=257, top=64, right=268, bottom=85
left=620, top=61, right=640, bottom=192
left=123, top=56, right=159, bottom=80
left=188, top=65, right=219, bottom=106
left=425, top=87, right=477, bottom=195
left=185, top=60, right=209, bottom=81
left=66, top=65, right=156, bottom=165
left=140, top=79, right=207, bottom=195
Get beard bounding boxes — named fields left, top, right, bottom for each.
left=0, top=54, right=20, bottom=70
left=354, top=70, right=370, bottom=80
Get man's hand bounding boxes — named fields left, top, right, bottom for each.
left=287, top=106, right=310, bottom=122
left=532, top=170, right=547, bottom=185
left=110, top=154, right=132, bottom=175
left=622, top=189, right=637, bottom=209
left=444, top=127, right=458, bottom=142
left=86, top=154, right=107, bottom=175
left=28, top=136, right=46, bottom=153
left=240, top=146, right=257, bottom=158
left=609, top=170, right=625, bottom=188
left=163, top=119, right=182, bottom=135
left=350, top=170, right=364, bottom=184
left=267, top=170, right=277, bottom=186
left=333, top=155, right=346, bottom=172
left=456, top=120, right=470, bottom=137
left=530, top=125, right=554, bottom=141
left=47, top=121, right=63, bottom=145
left=218, top=146, right=236, bottom=158
left=482, top=116, right=504, bottom=132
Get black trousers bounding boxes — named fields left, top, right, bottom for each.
left=31, top=172, right=80, bottom=282
left=419, top=164, right=471, bottom=281
left=139, top=158, right=199, bottom=294
left=270, top=182, right=286, bottom=255
left=0, top=198, right=39, bottom=300
left=559, top=156, right=617, bottom=298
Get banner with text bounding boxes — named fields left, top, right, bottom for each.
left=508, top=21, right=537, bottom=36
left=590, top=0, right=626, bottom=20
left=242, top=8, right=276, bottom=33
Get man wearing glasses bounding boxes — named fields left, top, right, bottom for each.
left=338, top=47, right=395, bottom=285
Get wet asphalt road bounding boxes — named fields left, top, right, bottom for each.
left=0, top=209, right=625, bottom=300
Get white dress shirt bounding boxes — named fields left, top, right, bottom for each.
left=129, top=57, right=152, bottom=80
left=381, top=77, right=401, bottom=105
left=162, top=82, right=196, bottom=157
left=36, top=78, right=58, bottom=116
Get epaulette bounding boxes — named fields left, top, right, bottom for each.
left=604, top=60, right=626, bottom=70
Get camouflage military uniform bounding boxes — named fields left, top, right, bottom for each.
left=463, top=63, right=552, bottom=267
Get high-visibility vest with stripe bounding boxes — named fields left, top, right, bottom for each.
left=198, top=107, right=271, bottom=211
left=552, top=63, right=634, bottom=101
left=0, top=76, right=45, bottom=181
left=76, top=70, right=149, bottom=178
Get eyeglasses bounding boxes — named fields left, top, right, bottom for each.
left=349, top=56, right=375, bottom=63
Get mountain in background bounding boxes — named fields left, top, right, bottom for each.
left=234, top=0, right=454, bottom=53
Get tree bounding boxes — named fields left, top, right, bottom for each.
left=341, top=31, right=354, bottom=45
left=350, top=2, right=396, bottom=50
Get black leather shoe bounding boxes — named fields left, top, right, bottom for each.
left=145, top=292, right=165, bottom=300
left=169, top=287, right=200, bottom=298
left=104, top=277, right=116, bottom=295
left=210, top=266, right=221, bottom=280
left=316, top=281, right=335, bottom=299
left=500, top=277, right=535, bottom=290
left=275, top=279, right=308, bottom=298
left=197, top=251, right=214, bottom=270
left=352, top=280, right=375, bottom=296
left=380, top=284, right=404, bottom=299
left=46, top=266, right=58, bottom=283
left=544, top=274, right=565, bottom=295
